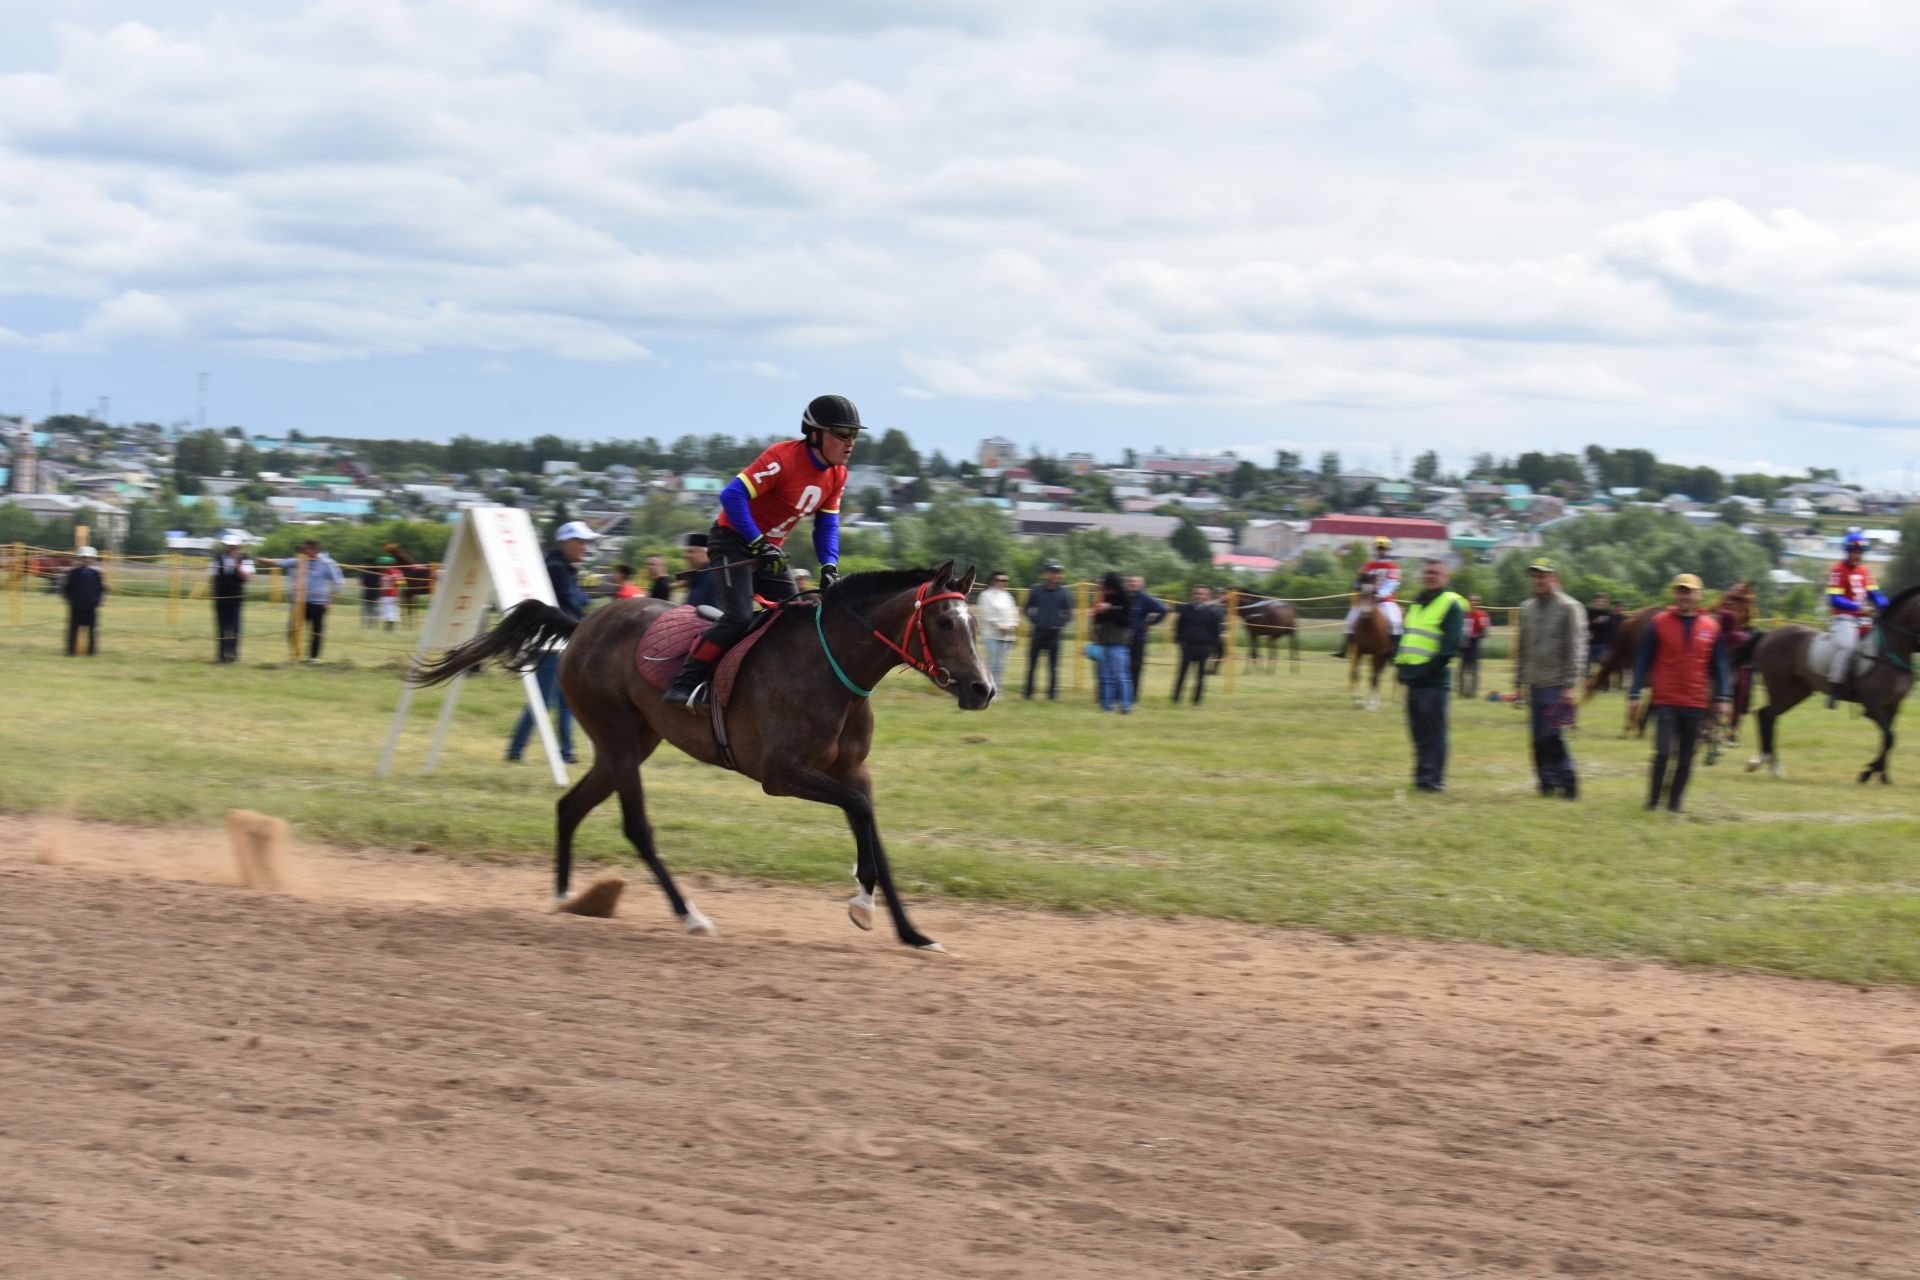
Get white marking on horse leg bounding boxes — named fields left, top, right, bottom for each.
left=847, top=890, right=875, bottom=931
left=682, top=904, right=717, bottom=937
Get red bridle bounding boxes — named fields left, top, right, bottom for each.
left=857, top=580, right=970, bottom=688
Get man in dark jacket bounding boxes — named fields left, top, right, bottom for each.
left=62, top=547, right=106, bottom=656
left=682, top=533, right=718, bottom=613
left=1171, top=584, right=1223, bottom=705
left=506, top=521, right=597, bottom=765
left=1394, top=559, right=1467, bottom=792
left=208, top=535, right=254, bottom=662
left=1125, top=574, right=1169, bottom=699
left=1023, top=562, right=1074, bottom=700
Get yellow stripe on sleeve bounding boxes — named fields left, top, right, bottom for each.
left=738, top=471, right=758, bottom=498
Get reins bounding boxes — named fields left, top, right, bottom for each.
left=817, top=579, right=970, bottom=697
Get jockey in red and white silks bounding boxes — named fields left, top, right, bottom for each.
left=1343, top=536, right=1404, bottom=639
left=1825, top=528, right=1888, bottom=696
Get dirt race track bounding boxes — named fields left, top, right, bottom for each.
left=2, top=817, right=1917, bottom=1279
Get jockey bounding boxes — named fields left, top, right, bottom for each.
left=1824, top=528, right=1887, bottom=707
left=1333, top=536, right=1403, bottom=659
left=662, top=395, right=860, bottom=710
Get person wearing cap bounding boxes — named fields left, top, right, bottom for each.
left=1824, top=528, right=1887, bottom=709
left=1394, top=558, right=1467, bottom=792
left=61, top=547, right=107, bottom=656
left=263, top=538, right=347, bottom=661
left=1630, top=573, right=1733, bottom=813
left=681, top=532, right=718, bottom=613
left=1023, top=561, right=1074, bottom=700
left=506, top=520, right=599, bottom=762
left=1334, top=535, right=1403, bottom=660
left=976, top=570, right=1021, bottom=687
left=663, top=396, right=857, bottom=709
left=208, top=535, right=254, bottom=662
left=1513, top=558, right=1586, bottom=799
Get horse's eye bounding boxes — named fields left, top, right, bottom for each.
left=938, top=618, right=955, bottom=632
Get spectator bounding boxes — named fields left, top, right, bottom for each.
left=1631, top=573, right=1732, bottom=814
left=1172, top=584, right=1224, bottom=705
left=647, top=554, right=673, bottom=600
left=62, top=546, right=106, bottom=656
left=976, top=571, right=1020, bottom=688
left=682, top=533, right=718, bottom=613
left=1586, top=593, right=1616, bottom=676
left=1394, top=559, right=1467, bottom=793
left=1514, top=558, right=1586, bottom=800
left=359, top=558, right=381, bottom=627
left=1023, top=562, right=1073, bottom=701
left=1125, top=574, right=1169, bottom=697
left=377, top=555, right=403, bottom=630
left=264, top=539, right=346, bottom=662
left=1091, top=571, right=1134, bottom=713
left=613, top=563, right=644, bottom=599
left=507, top=521, right=598, bottom=765
left=1457, top=594, right=1491, bottom=697
left=208, top=534, right=253, bottom=663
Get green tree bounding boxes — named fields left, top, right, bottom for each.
left=1170, top=519, right=1212, bottom=565
left=1318, top=451, right=1340, bottom=482
left=1889, top=509, right=1920, bottom=592
left=1228, top=460, right=1262, bottom=498
left=1411, top=450, right=1440, bottom=484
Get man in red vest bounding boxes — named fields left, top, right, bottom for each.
left=1629, top=573, right=1733, bottom=813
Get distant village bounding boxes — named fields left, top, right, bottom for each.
left=1, top=415, right=1910, bottom=586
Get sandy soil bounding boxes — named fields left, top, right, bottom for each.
left=2, top=815, right=1917, bottom=1280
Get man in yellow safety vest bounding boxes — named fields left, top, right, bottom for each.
left=1394, top=558, right=1468, bottom=792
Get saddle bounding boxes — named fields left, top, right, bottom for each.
left=635, top=602, right=803, bottom=769
left=1807, top=627, right=1878, bottom=691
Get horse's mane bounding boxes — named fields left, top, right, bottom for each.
left=825, top=566, right=946, bottom=613
left=1884, top=580, right=1920, bottom=617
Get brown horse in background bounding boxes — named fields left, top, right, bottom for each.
left=1584, top=583, right=1756, bottom=734
left=1233, top=591, right=1300, bottom=672
left=1347, top=580, right=1394, bottom=709
left=414, top=563, right=992, bottom=950
left=1744, top=582, right=1919, bottom=784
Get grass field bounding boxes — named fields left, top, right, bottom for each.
left=4, top=588, right=1918, bottom=984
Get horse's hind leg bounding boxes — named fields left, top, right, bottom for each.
left=611, top=753, right=710, bottom=934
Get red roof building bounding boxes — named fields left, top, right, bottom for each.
left=1302, top=515, right=1451, bottom=559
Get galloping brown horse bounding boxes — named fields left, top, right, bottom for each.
left=1584, top=583, right=1756, bottom=733
left=1233, top=591, right=1300, bottom=672
left=414, top=563, right=993, bottom=950
left=1744, top=582, right=1919, bottom=784
left=1347, top=580, right=1395, bottom=709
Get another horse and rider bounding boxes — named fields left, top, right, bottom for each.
left=416, top=396, right=994, bottom=952
left=1744, top=529, right=1918, bottom=784
left=1331, top=536, right=1401, bottom=708
left=1232, top=591, right=1299, bottom=672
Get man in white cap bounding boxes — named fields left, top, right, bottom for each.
left=507, top=519, right=599, bottom=763
left=208, top=532, right=254, bottom=662
left=62, top=546, right=106, bottom=656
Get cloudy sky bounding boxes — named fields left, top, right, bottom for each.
left=2, top=1, right=1918, bottom=483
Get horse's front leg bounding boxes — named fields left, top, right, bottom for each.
left=761, top=763, right=941, bottom=952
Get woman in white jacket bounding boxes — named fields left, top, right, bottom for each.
left=976, top=571, right=1021, bottom=688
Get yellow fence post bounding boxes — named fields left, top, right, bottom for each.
left=167, top=553, right=181, bottom=629
left=10, top=542, right=22, bottom=625
left=1073, top=580, right=1089, bottom=694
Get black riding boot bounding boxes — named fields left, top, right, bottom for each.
left=663, top=655, right=715, bottom=711
left=1331, top=637, right=1348, bottom=659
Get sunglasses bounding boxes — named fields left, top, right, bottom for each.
left=820, top=425, right=861, bottom=442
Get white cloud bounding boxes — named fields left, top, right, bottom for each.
left=1, top=0, right=1920, bottom=474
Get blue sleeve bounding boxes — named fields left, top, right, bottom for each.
left=1869, top=589, right=1889, bottom=609
left=1711, top=632, right=1731, bottom=700
left=1631, top=625, right=1658, bottom=696
left=1147, top=593, right=1168, bottom=624
left=1828, top=593, right=1861, bottom=613
left=813, top=511, right=840, bottom=566
left=719, top=477, right=761, bottom=542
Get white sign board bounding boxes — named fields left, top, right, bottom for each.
left=377, top=506, right=571, bottom=785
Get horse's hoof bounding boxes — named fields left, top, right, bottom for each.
left=682, top=905, right=717, bottom=937
left=847, top=891, right=875, bottom=932
left=1858, top=771, right=1873, bottom=785
left=915, top=941, right=949, bottom=956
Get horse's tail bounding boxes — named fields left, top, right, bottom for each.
left=410, top=600, right=578, bottom=686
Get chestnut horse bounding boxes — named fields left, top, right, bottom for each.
left=414, top=563, right=993, bottom=950
left=1234, top=591, right=1300, bottom=672
left=1743, top=581, right=1919, bottom=784
left=1347, top=580, right=1395, bottom=709
left=1583, top=583, right=1756, bottom=734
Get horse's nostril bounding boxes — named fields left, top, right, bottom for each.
left=970, top=681, right=992, bottom=699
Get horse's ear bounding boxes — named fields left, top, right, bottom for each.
left=931, top=559, right=954, bottom=588
left=954, top=565, right=977, bottom=596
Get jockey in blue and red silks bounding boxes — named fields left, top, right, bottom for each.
left=662, top=394, right=859, bottom=710
left=1824, top=527, right=1888, bottom=708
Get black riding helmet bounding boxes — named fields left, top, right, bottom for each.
left=801, top=394, right=863, bottom=440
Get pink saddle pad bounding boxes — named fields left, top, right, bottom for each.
left=635, top=603, right=789, bottom=706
